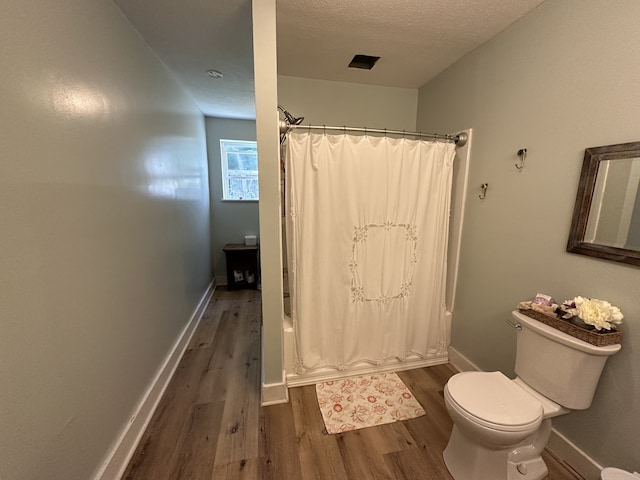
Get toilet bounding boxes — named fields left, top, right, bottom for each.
left=601, top=468, right=640, bottom=480
left=443, top=310, right=621, bottom=480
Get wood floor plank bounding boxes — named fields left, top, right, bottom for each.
left=187, top=303, right=221, bottom=350
left=335, top=429, right=395, bottom=480
left=122, top=347, right=214, bottom=479
left=399, top=366, right=457, bottom=444
left=288, top=386, right=350, bottom=480
left=167, top=401, right=224, bottom=480
left=402, top=415, right=455, bottom=477
left=212, top=292, right=261, bottom=467
left=194, top=310, right=241, bottom=404
left=123, top=288, right=584, bottom=480
left=211, top=457, right=261, bottom=480
left=259, top=402, right=304, bottom=480
left=399, top=368, right=466, bottom=476
left=385, top=445, right=453, bottom=479
left=356, top=420, right=417, bottom=455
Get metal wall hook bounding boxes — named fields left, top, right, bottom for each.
left=515, top=148, right=527, bottom=170
left=479, top=182, right=489, bottom=200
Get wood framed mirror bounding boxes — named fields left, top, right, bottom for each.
left=567, top=141, right=640, bottom=266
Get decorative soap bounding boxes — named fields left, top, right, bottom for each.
left=532, top=293, right=554, bottom=306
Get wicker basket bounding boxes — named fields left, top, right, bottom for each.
left=517, top=308, right=622, bottom=347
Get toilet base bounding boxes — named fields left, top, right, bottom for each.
left=443, top=425, right=549, bottom=480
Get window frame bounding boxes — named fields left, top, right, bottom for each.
left=219, top=139, right=259, bottom=201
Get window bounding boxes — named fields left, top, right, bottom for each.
left=220, top=139, right=259, bottom=200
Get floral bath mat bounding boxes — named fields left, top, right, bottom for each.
left=315, top=372, right=425, bottom=434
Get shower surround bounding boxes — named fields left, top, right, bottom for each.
left=281, top=129, right=472, bottom=386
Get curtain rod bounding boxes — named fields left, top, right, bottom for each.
left=280, top=122, right=467, bottom=146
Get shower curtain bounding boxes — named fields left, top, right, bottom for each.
left=285, top=131, right=456, bottom=372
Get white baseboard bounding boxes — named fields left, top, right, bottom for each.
left=286, top=355, right=449, bottom=388
left=448, top=346, right=601, bottom=480
left=261, top=370, right=289, bottom=406
left=448, top=346, right=481, bottom=372
left=92, top=282, right=215, bottom=480
left=547, top=429, right=602, bottom=480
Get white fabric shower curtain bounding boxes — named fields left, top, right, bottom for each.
left=285, top=131, right=456, bottom=372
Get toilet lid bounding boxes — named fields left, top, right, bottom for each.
left=447, top=371, right=543, bottom=427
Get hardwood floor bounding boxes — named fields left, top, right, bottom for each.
left=123, top=287, right=583, bottom=479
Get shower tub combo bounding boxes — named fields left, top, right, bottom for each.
left=280, top=129, right=472, bottom=387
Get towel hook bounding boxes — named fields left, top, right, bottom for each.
left=479, top=182, right=489, bottom=200
left=515, top=148, right=527, bottom=171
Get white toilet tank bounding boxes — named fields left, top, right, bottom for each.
left=512, top=311, right=621, bottom=410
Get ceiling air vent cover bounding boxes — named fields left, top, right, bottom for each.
left=348, top=54, right=380, bottom=70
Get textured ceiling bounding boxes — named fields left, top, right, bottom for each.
left=114, top=0, right=546, bottom=119
left=114, top=0, right=256, bottom=119
left=277, top=0, right=546, bottom=88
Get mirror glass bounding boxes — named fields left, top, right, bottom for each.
left=567, top=142, right=640, bottom=266
left=585, top=157, right=640, bottom=249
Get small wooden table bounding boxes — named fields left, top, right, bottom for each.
left=223, top=244, right=260, bottom=289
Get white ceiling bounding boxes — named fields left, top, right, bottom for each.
left=114, top=0, right=546, bottom=119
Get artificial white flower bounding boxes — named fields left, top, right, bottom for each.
left=563, top=296, right=624, bottom=331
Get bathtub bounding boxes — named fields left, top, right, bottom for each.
left=283, top=311, right=451, bottom=387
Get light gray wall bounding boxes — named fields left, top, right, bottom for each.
left=254, top=0, right=285, bottom=391
left=278, top=75, right=418, bottom=131
left=0, top=1, right=211, bottom=479
left=205, top=117, right=259, bottom=283
left=417, top=0, right=639, bottom=470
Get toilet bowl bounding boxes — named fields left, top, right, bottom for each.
left=445, top=372, right=543, bottom=446
left=443, top=371, right=561, bottom=480
left=443, top=311, right=621, bottom=480
left=601, top=468, right=640, bottom=480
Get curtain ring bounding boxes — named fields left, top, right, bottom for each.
left=343, top=125, right=346, bottom=135
left=364, top=126, right=368, bottom=137
left=402, top=130, right=406, bottom=139
left=323, top=125, right=326, bottom=136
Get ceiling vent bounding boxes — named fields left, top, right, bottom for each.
left=348, top=54, right=380, bottom=70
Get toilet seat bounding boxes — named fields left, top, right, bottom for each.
left=447, top=371, right=543, bottom=432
